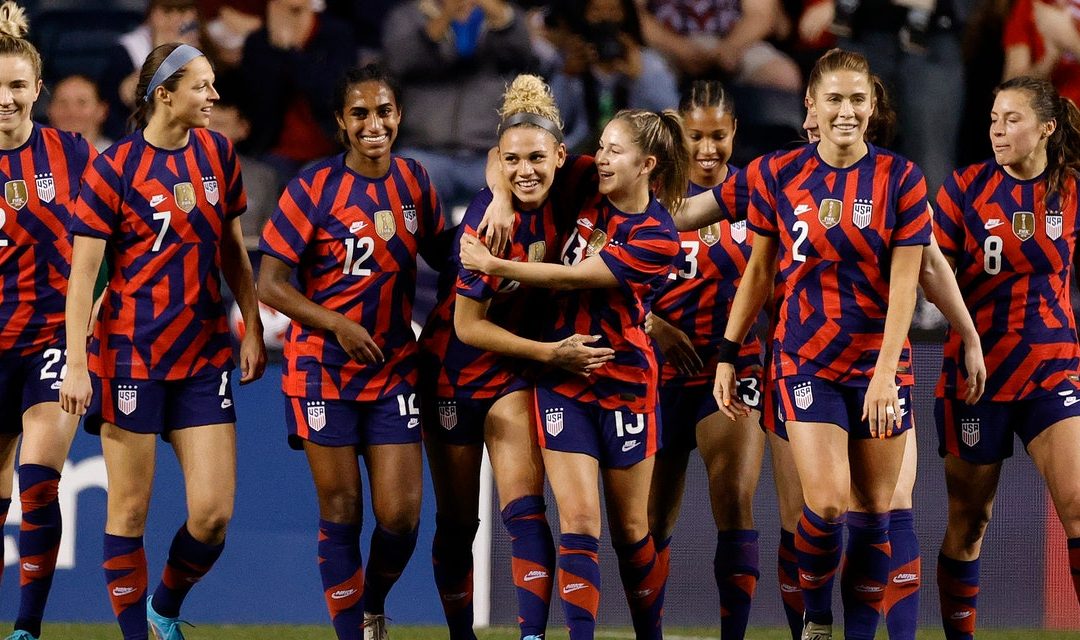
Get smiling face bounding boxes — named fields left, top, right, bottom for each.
left=499, top=126, right=566, bottom=209
left=595, top=118, right=653, bottom=202
left=336, top=80, right=400, bottom=167
left=0, top=54, right=40, bottom=142
left=47, top=76, right=107, bottom=140
left=810, top=69, right=874, bottom=152
left=683, top=105, right=735, bottom=186
left=990, top=88, right=1053, bottom=172
left=158, top=56, right=217, bottom=129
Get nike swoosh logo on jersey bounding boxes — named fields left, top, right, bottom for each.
left=149, top=194, right=167, bottom=207
left=794, top=204, right=814, bottom=216
left=350, top=221, right=367, bottom=233
left=984, top=218, right=1005, bottom=230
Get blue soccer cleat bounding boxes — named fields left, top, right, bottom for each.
left=147, top=595, right=193, bottom=640
left=4, top=631, right=38, bottom=640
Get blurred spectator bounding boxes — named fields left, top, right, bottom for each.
left=1003, top=0, right=1080, bottom=105
left=326, top=0, right=404, bottom=63
left=638, top=0, right=802, bottom=91
left=46, top=75, right=114, bottom=152
left=800, top=0, right=967, bottom=191
left=209, top=91, right=281, bottom=247
left=383, top=0, right=536, bottom=211
left=240, top=0, right=354, bottom=186
left=100, top=0, right=201, bottom=138
left=542, top=0, right=680, bottom=151
left=198, top=0, right=264, bottom=68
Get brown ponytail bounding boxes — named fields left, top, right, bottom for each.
left=997, top=76, right=1080, bottom=204
left=866, top=74, right=897, bottom=147
left=611, top=108, right=690, bottom=213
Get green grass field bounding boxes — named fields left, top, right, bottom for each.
left=20, top=625, right=1080, bottom=639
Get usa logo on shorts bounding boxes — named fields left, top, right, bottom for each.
left=545, top=408, right=563, bottom=437
left=307, top=401, right=326, bottom=432
left=117, top=385, right=138, bottom=416
left=961, top=418, right=979, bottom=447
left=793, top=382, right=813, bottom=411
left=438, top=402, right=458, bottom=430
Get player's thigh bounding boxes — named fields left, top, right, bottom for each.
left=21, top=401, right=79, bottom=471
left=888, top=425, right=919, bottom=511
left=303, top=440, right=364, bottom=524
left=768, top=432, right=804, bottom=532
left=424, top=436, right=483, bottom=522
left=0, top=433, right=17, bottom=498
left=486, top=390, right=545, bottom=509
left=697, top=409, right=765, bottom=529
left=171, top=423, right=237, bottom=537
left=364, top=441, right=423, bottom=532
left=648, top=444, right=690, bottom=543
left=786, top=420, right=850, bottom=519
left=602, top=456, right=655, bottom=545
left=543, top=448, right=601, bottom=538
left=849, top=430, right=908, bottom=514
left=101, top=422, right=157, bottom=535
left=1028, top=416, right=1080, bottom=536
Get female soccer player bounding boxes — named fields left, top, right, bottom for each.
left=714, top=49, right=931, bottom=640
left=461, top=108, right=687, bottom=640
left=419, top=73, right=614, bottom=640
left=0, top=4, right=95, bottom=639
left=257, top=64, right=440, bottom=640
left=60, top=43, right=266, bottom=640
left=643, top=80, right=766, bottom=640
left=935, top=76, right=1080, bottom=640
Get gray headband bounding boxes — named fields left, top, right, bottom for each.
left=497, top=112, right=563, bottom=143
left=144, top=44, right=204, bottom=102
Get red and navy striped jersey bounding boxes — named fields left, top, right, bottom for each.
left=935, top=161, right=1080, bottom=401
left=72, top=128, right=244, bottom=380
left=743, top=143, right=931, bottom=387
left=0, top=124, right=94, bottom=354
left=260, top=154, right=444, bottom=401
left=654, top=171, right=763, bottom=386
left=543, top=193, right=680, bottom=413
left=420, top=155, right=596, bottom=399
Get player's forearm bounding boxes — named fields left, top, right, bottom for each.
left=674, top=189, right=727, bottom=231
left=919, top=241, right=978, bottom=345
left=488, top=254, right=617, bottom=290
left=723, top=238, right=776, bottom=343
left=877, top=245, right=924, bottom=374
left=65, top=235, right=107, bottom=368
left=456, top=316, right=552, bottom=363
left=222, top=220, right=262, bottom=337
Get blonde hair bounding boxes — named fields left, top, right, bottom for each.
left=0, top=2, right=41, bottom=81
left=612, top=108, right=690, bottom=213
left=498, top=74, right=563, bottom=139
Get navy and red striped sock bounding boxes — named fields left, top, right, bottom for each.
left=559, top=533, right=600, bottom=640
left=841, top=511, right=891, bottom=640
left=1070, top=538, right=1080, bottom=607
left=317, top=519, right=364, bottom=640
left=15, top=464, right=62, bottom=638
left=795, top=506, right=844, bottom=625
left=151, top=523, right=224, bottom=618
left=432, top=514, right=479, bottom=640
left=0, top=496, right=10, bottom=587
left=714, top=529, right=759, bottom=640
left=103, top=533, right=149, bottom=640
left=614, top=534, right=665, bottom=640
left=884, top=509, right=920, bottom=640
left=500, top=495, right=555, bottom=638
left=365, top=524, right=418, bottom=615
left=937, top=552, right=979, bottom=640
left=655, top=535, right=672, bottom=629
left=777, top=529, right=803, bottom=640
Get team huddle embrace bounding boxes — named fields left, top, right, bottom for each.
left=0, top=0, right=1078, bottom=639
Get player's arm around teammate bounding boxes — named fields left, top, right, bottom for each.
left=258, top=65, right=437, bottom=640
left=934, top=77, right=1080, bottom=639
left=60, top=42, right=264, bottom=640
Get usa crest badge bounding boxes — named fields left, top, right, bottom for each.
left=1047, top=211, right=1063, bottom=241
left=528, top=240, right=546, bottom=262
left=1012, top=211, right=1035, bottom=241
left=585, top=230, right=608, bottom=257
left=545, top=409, right=563, bottom=437
left=307, top=401, right=326, bottom=432
left=35, top=173, right=55, bottom=203
left=374, top=210, right=396, bottom=241
left=173, top=182, right=196, bottom=213
left=202, top=176, right=219, bottom=205
left=438, top=402, right=458, bottom=430
left=818, top=198, right=842, bottom=229
left=852, top=198, right=873, bottom=230
left=961, top=418, right=979, bottom=447
left=699, top=223, right=721, bottom=246
left=4, top=180, right=27, bottom=210
left=730, top=220, right=747, bottom=244
left=403, top=205, right=417, bottom=234
left=117, top=384, right=138, bottom=416
left=793, top=381, right=814, bottom=411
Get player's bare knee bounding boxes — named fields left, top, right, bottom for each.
left=318, top=491, right=362, bottom=524
left=560, top=511, right=601, bottom=538
left=188, top=505, right=233, bottom=542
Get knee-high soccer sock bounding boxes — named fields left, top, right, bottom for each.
left=104, top=533, right=149, bottom=640
left=15, top=464, right=62, bottom=638
left=0, top=497, right=10, bottom=587
left=432, top=514, right=479, bottom=640
left=841, top=511, right=891, bottom=640
left=884, top=509, right=920, bottom=640
left=559, top=533, right=600, bottom=640
left=317, top=520, right=364, bottom=640
left=714, top=529, right=759, bottom=640
left=655, top=536, right=672, bottom=628
left=937, top=553, right=979, bottom=640
left=500, top=495, right=555, bottom=638
left=777, top=529, right=803, bottom=640
left=365, top=524, right=418, bottom=615
left=1070, top=538, right=1080, bottom=606
left=795, top=506, right=844, bottom=626
left=614, top=534, right=665, bottom=640
left=151, top=524, right=225, bottom=618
